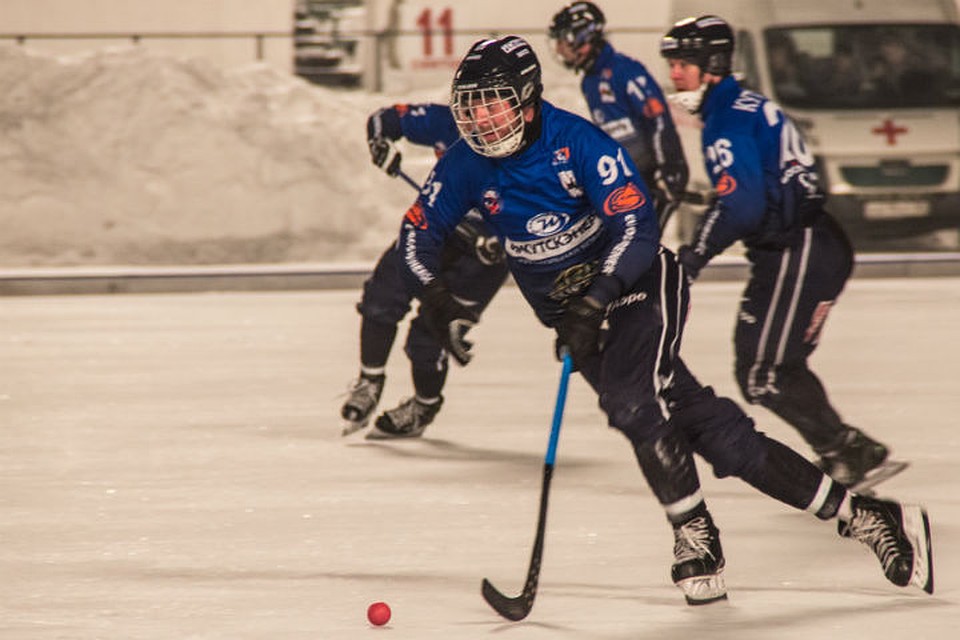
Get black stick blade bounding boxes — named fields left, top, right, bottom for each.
left=481, top=578, right=536, bottom=621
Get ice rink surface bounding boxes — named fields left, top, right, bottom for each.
left=2, top=278, right=958, bottom=639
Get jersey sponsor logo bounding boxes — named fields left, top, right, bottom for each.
left=404, top=201, right=428, bottom=229
left=601, top=68, right=612, bottom=79
left=600, top=117, right=636, bottom=141
left=552, top=147, right=571, bottom=165
left=558, top=170, right=584, bottom=198
left=505, top=214, right=601, bottom=262
left=599, top=81, right=616, bottom=103
left=526, top=212, right=570, bottom=236
left=804, top=300, right=834, bottom=345
left=716, top=172, right=737, bottom=197
left=482, top=189, right=502, bottom=215
left=607, top=290, right=648, bottom=312
left=643, top=96, right=665, bottom=119
left=603, top=182, right=646, bottom=216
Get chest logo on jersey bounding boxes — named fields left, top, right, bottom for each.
left=716, top=173, right=737, bottom=197
left=603, top=182, right=646, bottom=216
left=557, top=170, right=584, bottom=198
left=599, top=81, right=616, bottom=103
left=404, top=201, right=427, bottom=229
left=482, top=189, right=502, bottom=215
left=526, top=212, right=570, bottom=237
left=506, top=214, right=601, bottom=262
left=552, top=147, right=571, bottom=165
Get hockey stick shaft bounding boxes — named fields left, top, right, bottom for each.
left=396, top=168, right=421, bottom=192
left=481, top=350, right=573, bottom=621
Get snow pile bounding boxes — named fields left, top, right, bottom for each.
left=0, top=45, right=434, bottom=265
left=0, top=43, right=587, bottom=267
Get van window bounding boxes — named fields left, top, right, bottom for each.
left=764, top=24, right=960, bottom=109
left=733, top=29, right=760, bottom=91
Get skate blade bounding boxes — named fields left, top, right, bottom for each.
left=850, top=460, right=910, bottom=495
left=902, top=505, right=934, bottom=594
left=340, top=419, right=369, bottom=437
left=364, top=425, right=424, bottom=440
left=676, top=572, right=728, bottom=605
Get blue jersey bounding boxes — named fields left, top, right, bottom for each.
left=692, top=76, right=825, bottom=261
left=398, top=101, right=660, bottom=327
left=581, top=43, right=685, bottom=179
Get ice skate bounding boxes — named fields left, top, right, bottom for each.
left=366, top=395, right=443, bottom=439
left=817, top=426, right=895, bottom=488
left=840, top=495, right=934, bottom=594
left=340, top=373, right=385, bottom=436
left=671, top=509, right=728, bottom=605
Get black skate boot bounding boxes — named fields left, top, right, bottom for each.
left=816, top=426, right=890, bottom=488
left=367, top=395, right=443, bottom=440
left=671, top=508, right=728, bottom=605
left=340, top=373, right=385, bottom=436
left=839, top=495, right=934, bottom=594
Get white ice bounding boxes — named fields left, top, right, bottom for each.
left=1, top=33, right=957, bottom=640
left=2, top=277, right=957, bottom=639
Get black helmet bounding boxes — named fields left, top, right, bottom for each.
left=548, top=2, right=606, bottom=72
left=660, top=15, right=735, bottom=76
left=451, top=36, right=543, bottom=157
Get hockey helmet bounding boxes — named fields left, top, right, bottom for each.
left=660, top=15, right=735, bottom=77
left=451, top=36, right=543, bottom=158
left=548, top=2, right=606, bottom=72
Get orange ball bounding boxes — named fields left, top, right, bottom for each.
left=367, top=601, right=391, bottom=626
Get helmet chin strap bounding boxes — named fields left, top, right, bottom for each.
left=668, top=83, right=707, bottom=114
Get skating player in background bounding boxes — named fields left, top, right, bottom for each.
left=660, top=15, right=900, bottom=491
left=396, top=34, right=933, bottom=604
left=549, top=1, right=689, bottom=226
left=339, top=102, right=508, bottom=439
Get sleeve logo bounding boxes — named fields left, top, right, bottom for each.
left=716, top=172, right=738, bottom=196
left=403, top=201, right=428, bottom=229
left=603, top=182, right=646, bottom=216
left=643, top=97, right=665, bottom=118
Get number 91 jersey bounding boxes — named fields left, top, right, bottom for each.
left=398, top=101, right=661, bottom=327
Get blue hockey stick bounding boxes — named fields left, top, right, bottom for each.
left=481, top=349, right=574, bottom=621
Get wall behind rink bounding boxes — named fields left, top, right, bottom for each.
left=0, top=1, right=676, bottom=89
left=365, top=0, right=673, bottom=94
left=0, top=0, right=294, bottom=69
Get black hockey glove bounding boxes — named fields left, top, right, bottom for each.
left=420, top=280, right=480, bottom=366
left=677, top=244, right=708, bottom=284
left=368, top=137, right=402, bottom=177
left=555, top=295, right=605, bottom=370
left=454, top=219, right=505, bottom=266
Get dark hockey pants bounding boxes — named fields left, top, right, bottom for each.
left=576, top=249, right=844, bottom=521
left=356, top=242, right=508, bottom=398
left=734, top=213, right=855, bottom=452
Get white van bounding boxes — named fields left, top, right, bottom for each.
left=669, top=0, right=960, bottom=249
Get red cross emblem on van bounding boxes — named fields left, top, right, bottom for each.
left=872, top=119, right=907, bottom=146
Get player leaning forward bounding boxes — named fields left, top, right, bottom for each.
left=397, top=35, right=933, bottom=604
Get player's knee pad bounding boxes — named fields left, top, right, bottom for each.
left=675, top=393, right=768, bottom=480
left=600, top=392, right=666, bottom=445
left=356, top=297, right=411, bottom=326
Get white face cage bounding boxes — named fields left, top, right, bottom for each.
left=451, top=86, right=525, bottom=158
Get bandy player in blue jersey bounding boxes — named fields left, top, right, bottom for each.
left=659, top=16, right=897, bottom=491
left=548, top=2, right=688, bottom=225
left=340, top=102, right=508, bottom=439
left=395, top=35, right=932, bottom=605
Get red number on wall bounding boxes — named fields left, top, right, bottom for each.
left=416, top=7, right=454, bottom=58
